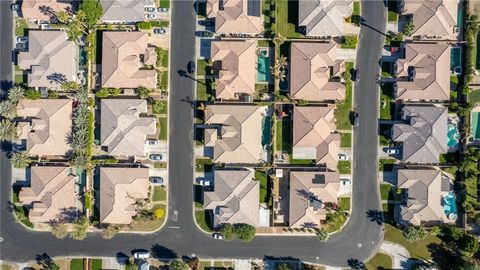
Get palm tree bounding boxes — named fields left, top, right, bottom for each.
left=60, top=81, right=81, bottom=92
left=55, top=10, right=70, bottom=23
left=0, top=100, right=17, bottom=119
left=8, top=86, right=25, bottom=102
left=11, top=151, right=31, bottom=168
left=0, top=120, right=17, bottom=141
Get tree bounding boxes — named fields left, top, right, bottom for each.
left=234, top=223, right=256, bottom=242
left=55, top=10, right=70, bottom=23
left=316, top=228, right=329, bottom=241
left=69, top=216, right=89, bottom=240
left=169, top=260, right=189, bottom=270
left=0, top=100, right=17, bottom=119
left=60, top=81, right=81, bottom=92
left=0, top=120, right=17, bottom=141
left=135, top=87, right=152, bottom=98
left=8, top=86, right=25, bottom=102
left=78, top=0, right=103, bottom=26
left=187, top=257, right=200, bottom=270
left=459, top=234, right=480, bottom=257
left=220, top=223, right=235, bottom=240
left=95, top=88, right=110, bottom=98
left=11, top=151, right=31, bottom=168
left=101, top=225, right=120, bottom=239
left=51, top=222, right=69, bottom=239
left=404, top=227, right=427, bottom=242
left=402, top=20, right=415, bottom=36
left=24, top=88, right=41, bottom=100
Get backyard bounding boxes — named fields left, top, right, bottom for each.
left=276, top=0, right=304, bottom=38
left=275, top=118, right=292, bottom=152
left=256, top=170, right=270, bottom=205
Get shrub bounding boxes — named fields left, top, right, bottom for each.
left=135, top=86, right=152, bottom=98
left=342, top=35, right=358, bottom=48
left=154, top=208, right=165, bottom=219
left=234, top=223, right=256, bottom=242
left=24, top=89, right=41, bottom=100
left=51, top=222, right=69, bottom=239
left=48, top=91, right=59, bottom=99
left=316, top=228, right=328, bottom=241
left=109, top=88, right=121, bottom=96
left=403, top=226, right=428, bottom=242
left=137, top=21, right=151, bottom=30
left=95, top=88, right=110, bottom=98
left=101, top=225, right=120, bottom=239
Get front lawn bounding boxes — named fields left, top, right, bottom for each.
left=91, top=259, right=102, bottom=270
left=324, top=211, right=347, bottom=233
left=387, top=11, right=398, bottom=22
left=197, top=80, right=207, bottom=101
left=339, top=197, right=350, bottom=211
left=157, top=117, right=168, bottom=140
left=337, top=161, right=351, bottom=174
left=70, top=259, right=84, bottom=270
left=276, top=119, right=292, bottom=152
left=152, top=186, right=167, bottom=202
left=340, top=133, right=351, bottom=148
left=378, top=158, right=395, bottom=171
left=380, top=82, right=395, bottom=120
left=276, top=0, right=304, bottom=38
left=195, top=210, right=213, bottom=232
left=380, top=183, right=392, bottom=200
left=366, top=252, right=392, bottom=269
left=152, top=100, right=168, bottom=114
left=156, top=47, right=169, bottom=68
left=384, top=224, right=441, bottom=260
left=340, top=35, right=358, bottom=49
left=159, top=0, right=170, bottom=8
left=195, top=158, right=212, bottom=172
left=335, top=62, right=354, bottom=130
left=256, top=170, right=270, bottom=204
left=15, top=19, right=28, bottom=36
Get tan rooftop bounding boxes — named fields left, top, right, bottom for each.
left=204, top=169, right=260, bottom=227
left=398, top=169, right=454, bottom=226
left=206, top=0, right=263, bottom=34
left=21, top=0, right=72, bottom=21
left=17, top=99, right=72, bottom=157
left=290, top=42, right=346, bottom=101
left=211, top=40, right=256, bottom=100
left=204, top=104, right=269, bottom=164
left=402, top=0, right=459, bottom=40
left=396, top=43, right=450, bottom=101
left=101, top=31, right=157, bottom=89
left=18, top=30, right=77, bottom=89
left=289, top=171, right=340, bottom=228
left=100, top=99, right=156, bottom=157
left=298, top=0, right=353, bottom=37
left=19, top=166, right=79, bottom=224
left=293, top=106, right=340, bottom=168
left=99, top=167, right=150, bottom=224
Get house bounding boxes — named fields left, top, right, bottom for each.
left=101, top=31, right=157, bottom=89
left=395, top=43, right=450, bottom=101
left=17, top=99, right=73, bottom=157
left=100, top=0, right=154, bottom=23
left=392, top=105, right=448, bottom=163
left=99, top=167, right=150, bottom=224
left=206, top=0, right=263, bottom=34
left=397, top=169, right=456, bottom=226
left=292, top=106, right=340, bottom=168
left=21, top=0, right=72, bottom=22
left=204, top=104, right=270, bottom=164
left=100, top=99, right=156, bottom=157
left=19, top=166, right=80, bottom=224
left=18, top=30, right=78, bottom=89
left=211, top=40, right=257, bottom=100
left=298, top=0, right=353, bottom=37
left=203, top=169, right=260, bottom=228
left=290, top=42, right=346, bottom=101
left=400, top=0, right=460, bottom=40
left=289, top=171, right=340, bottom=228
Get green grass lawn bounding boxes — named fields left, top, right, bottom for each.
left=157, top=117, right=168, bottom=140
left=15, top=19, right=28, bottom=36
left=380, top=82, right=395, bottom=120
left=324, top=212, right=347, bottom=233
left=339, top=197, right=350, bottom=211
left=276, top=0, right=304, bottom=38
left=340, top=133, right=352, bottom=148
left=156, top=47, right=169, bottom=68
left=257, top=40, right=271, bottom=47
left=91, top=259, right=102, bottom=270
left=387, top=11, right=398, bottom=22
left=289, top=158, right=316, bottom=165
left=159, top=0, right=170, bottom=8
left=197, top=80, right=207, bottom=101
left=152, top=186, right=167, bottom=202
left=152, top=100, right=168, bottom=114
left=380, top=183, right=392, bottom=200
left=276, top=119, right=292, bottom=152
left=336, top=62, right=354, bottom=130
left=337, top=161, right=351, bottom=174
left=70, top=259, right=84, bottom=270
left=195, top=158, right=213, bottom=172
left=197, top=59, right=210, bottom=77
left=378, top=158, right=395, bottom=171
left=366, top=252, right=392, bottom=270
left=468, top=89, right=480, bottom=103
left=384, top=224, right=441, bottom=260
left=255, top=170, right=270, bottom=204
left=195, top=210, right=213, bottom=232
left=340, top=35, right=358, bottom=49
left=353, top=1, right=360, bottom=15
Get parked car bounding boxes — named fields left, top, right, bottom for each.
left=352, top=69, right=359, bottom=82
left=10, top=3, right=19, bottom=11
left=198, top=179, right=211, bottom=186
left=133, top=251, right=150, bottom=259
left=390, top=46, right=400, bottom=53
left=338, top=154, right=349, bottom=161
left=145, top=139, right=159, bottom=145
left=203, top=20, right=214, bottom=27
left=212, top=233, right=224, bottom=240
left=386, top=148, right=399, bottom=154
left=149, top=176, right=164, bottom=185
left=16, top=43, right=27, bottom=50
left=340, top=179, right=351, bottom=186
left=196, top=31, right=214, bottom=37
left=145, top=13, right=156, bottom=19
left=158, top=7, right=170, bottom=13
left=149, top=154, right=163, bottom=161
left=353, top=112, right=359, bottom=127
left=16, top=36, right=28, bottom=43
left=153, top=28, right=166, bottom=34
left=39, top=24, right=51, bottom=30
left=145, top=6, right=156, bottom=12
left=187, top=61, right=196, bottom=74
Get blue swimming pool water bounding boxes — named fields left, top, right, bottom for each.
left=261, top=116, right=272, bottom=147
left=257, top=49, right=270, bottom=82
left=443, top=192, right=457, bottom=220
left=472, top=112, right=480, bottom=139
left=447, top=123, right=459, bottom=148
left=451, top=47, right=462, bottom=74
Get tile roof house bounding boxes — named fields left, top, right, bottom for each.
left=400, top=0, right=460, bottom=40
left=100, top=99, right=156, bottom=157
left=19, top=166, right=79, bottom=224
left=204, top=104, right=269, bottom=164
left=289, top=171, right=340, bottom=228
left=292, top=106, right=340, bottom=168
left=395, top=43, right=450, bottom=101
left=99, top=167, right=150, bottom=224
left=100, top=0, right=154, bottom=23
left=204, top=169, right=260, bottom=227
left=298, top=0, right=353, bottom=37
left=397, top=169, right=455, bottom=226
left=206, top=0, right=263, bottom=34
left=211, top=40, right=257, bottom=100
left=101, top=31, right=157, bottom=89
left=21, top=0, right=72, bottom=22
left=17, top=99, right=73, bottom=157
left=392, top=105, right=448, bottom=163
left=18, top=30, right=78, bottom=89
left=290, top=42, right=346, bottom=101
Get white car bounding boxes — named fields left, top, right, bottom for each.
left=145, top=6, right=156, bottom=12
left=16, top=36, right=28, bottom=43
left=145, top=139, right=159, bottom=145
left=212, top=233, right=224, bottom=240
left=198, top=179, right=211, bottom=186
left=133, top=251, right=150, bottom=259
left=386, top=148, right=399, bottom=154
left=340, top=179, right=351, bottom=186
left=145, top=13, right=156, bottom=20
left=338, top=154, right=349, bottom=161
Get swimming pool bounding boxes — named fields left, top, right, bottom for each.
left=451, top=47, right=462, bottom=75
left=443, top=191, right=457, bottom=221
left=447, top=123, right=460, bottom=148
left=471, top=111, right=480, bottom=139
left=261, top=116, right=272, bottom=147
left=257, top=49, right=270, bottom=82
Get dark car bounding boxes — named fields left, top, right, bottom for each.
left=353, top=112, right=359, bottom=127
left=187, top=61, right=196, bottom=74
left=196, top=31, right=214, bottom=37
left=153, top=28, right=166, bottom=34
left=352, top=69, right=359, bottom=82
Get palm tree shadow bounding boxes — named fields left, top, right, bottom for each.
left=366, top=209, right=384, bottom=225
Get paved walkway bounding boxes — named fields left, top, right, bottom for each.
left=380, top=241, right=411, bottom=270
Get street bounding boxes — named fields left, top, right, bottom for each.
left=0, top=0, right=386, bottom=267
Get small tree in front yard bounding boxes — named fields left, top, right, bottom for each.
left=234, top=223, right=256, bottom=242
left=51, top=222, right=69, bottom=239
left=220, top=223, right=235, bottom=240
left=11, top=151, right=31, bottom=168
left=0, top=100, right=17, bottom=119
left=402, top=20, right=415, bottom=37
left=403, top=226, right=427, bottom=242
left=70, top=216, right=89, bottom=240
left=169, top=260, right=189, bottom=270
left=316, top=228, right=329, bottom=241
left=101, top=225, right=120, bottom=239
left=0, top=120, right=18, bottom=141
left=135, top=86, right=152, bottom=99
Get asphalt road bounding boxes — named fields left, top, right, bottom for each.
left=0, top=0, right=387, bottom=267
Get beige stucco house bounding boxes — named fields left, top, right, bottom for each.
left=21, top=0, right=72, bottom=22
left=101, top=31, right=157, bottom=89
left=99, top=167, right=150, bottom=224
left=290, top=42, right=346, bottom=101
left=298, top=0, right=353, bottom=37
left=206, top=0, right=263, bottom=34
